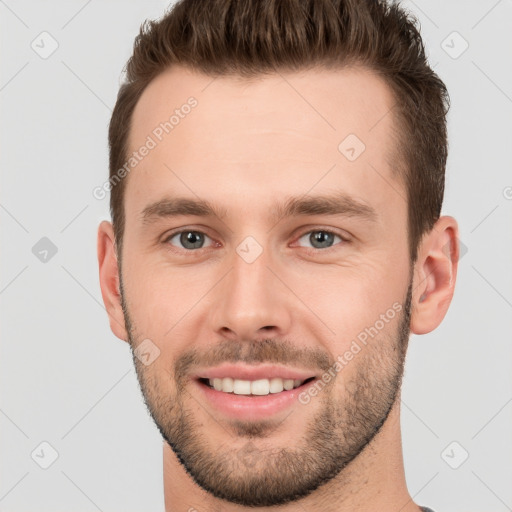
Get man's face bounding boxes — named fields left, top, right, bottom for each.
left=120, top=65, right=412, bottom=506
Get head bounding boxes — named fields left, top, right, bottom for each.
left=98, top=0, right=458, bottom=507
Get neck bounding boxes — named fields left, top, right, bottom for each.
left=162, top=394, right=422, bottom=512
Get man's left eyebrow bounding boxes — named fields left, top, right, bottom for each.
left=270, top=192, right=378, bottom=224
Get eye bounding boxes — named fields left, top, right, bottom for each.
left=296, top=229, right=346, bottom=250
left=164, top=230, right=215, bottom=251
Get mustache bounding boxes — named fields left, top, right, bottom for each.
left=174, top=338, right=335, bottom=382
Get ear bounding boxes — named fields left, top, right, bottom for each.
left=410, top=216, right=459, bottom=335
left=97, top=220, right=129, bottom=342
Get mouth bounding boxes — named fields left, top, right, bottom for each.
left=191, top=364, right=321, bottom=420
left=198, top=376, right=316, bottom=396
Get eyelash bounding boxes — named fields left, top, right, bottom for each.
left=162, top=227, right=350, bottom=255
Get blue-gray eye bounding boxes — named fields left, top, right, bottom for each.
left=167, top=231, right=213, bottom=250
left=298, top=230, right=342, bottom=249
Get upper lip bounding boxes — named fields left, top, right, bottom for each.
left=192, top=364, right=318, bottom=382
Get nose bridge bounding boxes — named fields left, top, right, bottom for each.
left=211, top=239, right=292, bottom=339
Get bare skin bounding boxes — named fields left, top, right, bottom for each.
left=98, top=65, right=458, bottom=511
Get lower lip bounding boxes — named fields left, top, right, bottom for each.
left=193, top=379, right=316, bottom=421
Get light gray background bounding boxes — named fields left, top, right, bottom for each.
left=1, top=1, right=511, bottom=511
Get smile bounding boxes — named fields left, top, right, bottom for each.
left=201, top=377, right=314, bottom=395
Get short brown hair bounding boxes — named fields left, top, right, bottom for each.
left=108, top=0, right=449, bottom=263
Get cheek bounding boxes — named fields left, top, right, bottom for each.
left=122, top=257, right=213, bottom=358
left=289, top=259, right=408, bottom=349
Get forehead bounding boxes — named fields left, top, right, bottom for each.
left=124, top=64, right=403, bottom=226
left=130, top=64, right=397, bottom=150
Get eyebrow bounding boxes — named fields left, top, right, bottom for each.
left=140, top=192, right=378, bottom=226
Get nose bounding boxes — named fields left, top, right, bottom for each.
left=210, top=244, right=293, bottom=342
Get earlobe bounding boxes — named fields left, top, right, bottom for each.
left=97, top=220, right=129, bottom=342
left=410, top=216, right=459, bottom=335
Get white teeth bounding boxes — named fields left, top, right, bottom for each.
left=207, top=377, right=307, bottom=395
left=233, top=379, right=251, bottom=395
left=269, top=378, right=284, bottom=393
left=283, top=379, right=294, bottom=391
left=251, top=379, right=270, bottom=395
left=222, top=377, right=234, bottom=392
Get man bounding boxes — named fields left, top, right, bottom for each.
left=97, top=0, right=458, bottom=510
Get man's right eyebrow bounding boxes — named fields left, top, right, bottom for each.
left=140, top=197, right=228, bottom=225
